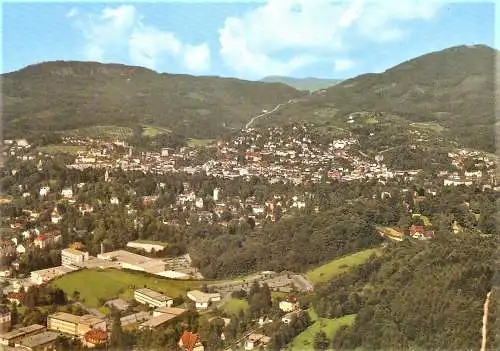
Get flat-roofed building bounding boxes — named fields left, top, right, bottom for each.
left=138, top=313, right=178, bottom=330
left=97, top=250, right=165, bottom=273
left=61, top=248, right=89, bottom=267
left=30, top=266, right=78, bottom=285
left=187, top=290, right=221, bottom=309
left=47, top=312, right=106, bottom=337
left=0, top=324, right=46, bottom=346
left=134, top=288, right=173, bottom=308
left=14, top=331, right=59, bottom=351
left=152, top=306, right=186, bottom=318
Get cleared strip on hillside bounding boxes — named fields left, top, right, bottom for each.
left=306, top=248, right=380, bottom=285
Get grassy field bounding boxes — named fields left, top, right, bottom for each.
left=376, top=226, right=404, bottom=237
left=290, top=314, right=356, bottom=350
left=51, top=269, right=205, bottom=308
left=187, top=138, right=215, bottom=147
left=221, top=298, right=249, bottom=315
left=142, top=125, right=171, bottom=137
left=66, top=125, right=134, bottom=140
left=306, top=248, right=381, bottom=285
left=364, top=116, right=379, bottom=124
left=37, top=145, right=86, bottom=155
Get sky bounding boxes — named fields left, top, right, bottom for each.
left=1, top=0, right=497, bottom=80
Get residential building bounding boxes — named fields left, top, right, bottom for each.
left=30, top=266, right=78, bottom=285
left=186, top=290, right=221, bottom=309
left=61, top=248, right=89, bottom=267
left=83, top=329, right=108, bottom=348
left=244, top=333, right=271, bottom=350
left=47, top=313, right=106, bottom=337
left=178, top=331, right=204, bottom=351
left=61, top=188, right=73, bottom=199
left=0, top=324, right=46, bottom=346
left=134, top=288, right=173, bottom=308
left=0, top=305, right=11, bottom=333
left=409, top=225, right=435, bottom=240
left=14, top=331, right=58, bottom=351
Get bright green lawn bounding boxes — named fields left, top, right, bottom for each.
left=290, top=314, right=356, bottom=350
left=142, top=126, right=171, bottom=137
left=37, top=145, right=86, bottom=155
left=306, top=248, right=380, bottom=285
left=221, top=298, right=249, bottom=315
left=51, top=269, right=205, bottom=308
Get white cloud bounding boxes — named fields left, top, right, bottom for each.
left=218, top=0, right=441, bottom=78
left=334, top=59, right=355, bottom=72
left=66, top=8, right=79, bottom=19
left=71, top=5, right=211, bottom=72
left=183, top=43, right=211, bottom=72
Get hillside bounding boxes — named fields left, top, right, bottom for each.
left=313, top=234, right=497, bottom=350
left=2, top=61, right=304, bottom=139
left=260, top=45, right=497, bottom=152
left=260, top=76, right=342, bottom=91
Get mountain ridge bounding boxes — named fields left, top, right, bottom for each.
left=260, top=75, right=342, bottom=91
left=258, top=44, right=498, bottom=152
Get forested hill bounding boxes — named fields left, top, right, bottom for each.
left=313, top=234, right=497, bottom=350
left=2, top=61, right=304, bottom=139
left=261, top=45, right=497, bottom=152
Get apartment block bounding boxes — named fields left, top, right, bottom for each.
left=134, top=288, right=173, bottom=308
left=47, top=312, right=106, bottom=337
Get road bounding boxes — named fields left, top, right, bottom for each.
left=481, top=290, right=492, bottom=351
left=244, top=99, right=296, bottom=130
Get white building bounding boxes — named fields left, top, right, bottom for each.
left=195, top=198, right=204, bottom=209
left=213, top=188, right=220, bottom=201
left=186, top=290, right=221, bottom=309
left=61, top=188, right=73, bottom=199
left=61, top=248, right=89, bottom=267
left=39, top=186, right=50, bottom=197
left=134, top=288, right=173, bottom=308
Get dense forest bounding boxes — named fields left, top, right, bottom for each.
left=191, top=207, right=383, bottom=279
left=312, top=233, right=497, bottom=350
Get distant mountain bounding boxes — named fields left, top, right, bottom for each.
left=2, top=61, right=304, bottom=139
left=261, top=44, right=497, bottom=152
left=260, top=76, right=342, bottom=91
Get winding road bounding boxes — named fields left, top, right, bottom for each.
left=244, top=99, right=296, bottom=130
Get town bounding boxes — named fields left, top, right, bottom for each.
left=0, top=121, right=498, bottom=350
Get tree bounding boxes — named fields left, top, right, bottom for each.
left=11, top=304, right=18, bottom=326
left=110, top=311, right=124, bottom=350
left=314, top=331, right=329, bottom=351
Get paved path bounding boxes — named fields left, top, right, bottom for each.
left=481, top=290, right=492, bottom=351
left=244, top=99, right=297, bottom=130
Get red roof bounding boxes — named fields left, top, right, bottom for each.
left=84, top=329, right=108, bottom=344
left=409, top=225, right=425, bottom=235
left=179, top=331, right=200, bottom=351
left=35, top=235, right=46, bottom=241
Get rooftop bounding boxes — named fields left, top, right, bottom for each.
left=139, top=314, right=177, bottom=329
left=155, top=306, right=186, bottom=316
left=48, top=312, right=80, bottom=324
left=16, top=331, right=59, bottom=348
left=0, top=324, right=46, bottom=341
left=135, top=288, right=171, bottom=302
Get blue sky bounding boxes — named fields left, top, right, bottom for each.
left=1, top=1, right=496, bottom=80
